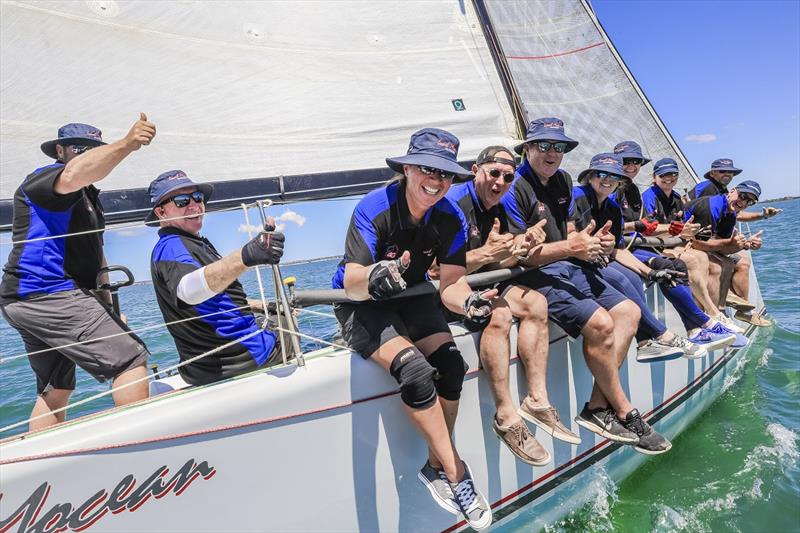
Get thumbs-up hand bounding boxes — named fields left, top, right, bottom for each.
left=745, top=229, right=764, bottom=250
left=731, top=228, right=747, bottom=250
left=676, top=214, right=700, bottom=240
left=597, top=220, right=616, bottom=255
left=568, top=219, right=602, bottom=261
left=124, top=112, right=156, bottom=150
left=481, top=218, right=514, bottom=263
left=513, top=219, right=548, bottom=260
left=368, top=251, right=411, bottom=300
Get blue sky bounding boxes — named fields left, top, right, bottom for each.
left=99, top=0, right=799, bottom=281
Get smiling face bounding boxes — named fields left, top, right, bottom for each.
left=727, top=188, right=757, bottom=214
left=403, top=164, right=454, bottom=220
left=655, top=171, right=679, bottom=194
left=472, top=150, right=515, bottom=209
left=710, top=169, right=736, bottom=187
left=622, top=159, right=642, bottom=179
left=156, top=186, right=206, bottom=235
left=524, top=141, right=563, bottom=180
left=589, top=171, right=621, bottom=201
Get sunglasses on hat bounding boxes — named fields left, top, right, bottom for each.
left=483, top=166, right=515, bottom=183
left=417, top=165, right=458, bottom=181
left=161, top=191, right=206, bottom=208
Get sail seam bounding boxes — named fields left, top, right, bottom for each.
left=506, top=41, right=605, bottom=60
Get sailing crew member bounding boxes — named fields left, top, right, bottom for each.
left=499, top=118, right=671, bottom=455
left=331, top=128, right=493, bottom=530
left=570, top=154, right=713, bottom=360
left=0, top=117, right=155, bottom=431
left=444, top=145, right=580, bottom=467
left=147, top=170, right=285, bottom=386
left=689, top=158, right=782, bottom=222
left=683, top=180, right=770, bottom=327
left=611, top=141, right=652, bottom=233
left=640, top=158, right=746, bottom=345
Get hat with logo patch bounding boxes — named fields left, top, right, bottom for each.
left=513, top=117, right=579, bottom=155
left=653, top=157, right=680, bottom=176
left=145, top=170, right=214, bottom=225
left=578, top=153, right=626, bottom=184
left=386, top=128, right=473, bottom=182
left=734, top=180, right=761, bottom=200
left=613, top=140, right=652, bottom=165
left=704, top=158, right=742, bottom=179
left=41, top=123, right=106, bottom=159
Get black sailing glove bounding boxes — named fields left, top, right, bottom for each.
left=368, top=259, right=408, bottom=300
left=463, top=290, right=493, bottom=332
left=242, top=226, right=285, bottom=266
left=645, top=256, right=689, bottom=285
left=646, top=269, right=686, bottom=288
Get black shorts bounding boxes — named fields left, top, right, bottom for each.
left=333, top=294, right=451, bottom=358
left=1, top=289, right=150, bottom=394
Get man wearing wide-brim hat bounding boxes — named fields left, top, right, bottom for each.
left=0, top=114, right=156, bottom=431
left=690, top=158, right=781, bottom=222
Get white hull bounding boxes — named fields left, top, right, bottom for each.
left=0, top=267, right=763, bottom=533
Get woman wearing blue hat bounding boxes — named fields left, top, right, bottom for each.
left=331, top=128, right=493, bottom=530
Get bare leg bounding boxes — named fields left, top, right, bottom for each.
left=707, top=254, right=724, bottom=311
left=477, top=301, right=517, bottom=425
left=669, top=247, right=719, bottom=314
left=708, top=253, right=735, bottom=310
left=29, top=388, right=72, bottom=432
left=731, top=251, right=751, bottom=299
left=111, top=364, right=150, bottom=406
left=502, top=286, right=550, bottom=408
left=582, top=308, right=635, bottom=418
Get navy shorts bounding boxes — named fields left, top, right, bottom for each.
left=508, top=260, right=628, bottom=338
left=333, top=294, right=451, bottom=358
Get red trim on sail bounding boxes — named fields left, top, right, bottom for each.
left=506, top=42, right=605, bottom=60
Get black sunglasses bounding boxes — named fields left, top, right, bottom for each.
left=69, top=145, right=94, bottom=154
left=623, top=158, right=643, bottom=166
left=595, top=171, right=622, bottom=181
left=162, top=191, right=205, bottom=208
left=658, top=172, right=679, bottom=179
left=534, top=141, right=568, bottom=154
left=484, top=167, right=515, bottom=183
left=418, top=165, right=458, bottom=181
left=738, top=192, right=757, bottom=207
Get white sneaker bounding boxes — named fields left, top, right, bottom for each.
left=713, top=314, right=745, bottom=334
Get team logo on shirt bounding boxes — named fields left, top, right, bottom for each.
left=468, top=224, right=481, bottom=238
left=422, top=248, right=434, bottom=256
left=557, top=196, right=569, bottom=205
left=538, top=204, right=547, bottom=213
left=384, top=244, right=398, bottom=259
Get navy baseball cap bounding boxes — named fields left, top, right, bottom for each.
left=704, top=158, right=742, bottom=179
left=514, top=117, right=579, bottom=155
left=41, top=123, right=106, bottom=159
left=613, top=140, right=652, bottom=165
left=386, top=128, right=472, bottom=182
left=145, top=170, right=214, bottom=225
left=734, top=180, right=761, bottom=200
left=653, top=157, right=680, bottom=176
left=578, top=153, right=625, bottom=183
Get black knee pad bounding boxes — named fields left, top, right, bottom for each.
left=427, top=342, right=468, bottom=401
left=389, top=348, right=437, bottom=409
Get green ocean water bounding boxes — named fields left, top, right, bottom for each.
left=0, top=200, right=797, bottom=532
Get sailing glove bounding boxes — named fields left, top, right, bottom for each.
left=645, top=256, right=688, bottom=282
left=635, top=218, right=659, bottom=236
left=368, top=259, right=408, bottom=300
left=462, top=290, right=493, bottom=332
left=242, top=227, right=285, bottom=266
left=668, top=220, right=685, bottom=236
left=646, top=268, right=686, bottom=287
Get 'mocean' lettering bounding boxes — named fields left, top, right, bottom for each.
left=0, top=459, right=216, bottom=533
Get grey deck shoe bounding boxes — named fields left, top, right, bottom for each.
left=450, top=461, right=492, bottom=531
left=418, top=461, right=458, bottom=514
left=518, top=398, right=581, bottom=445
left=575, top=403, right=638, bottom=443
left=622, top=409, right=672, bottom=455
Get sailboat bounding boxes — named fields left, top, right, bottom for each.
left=0, top=1, right=765, bottom=531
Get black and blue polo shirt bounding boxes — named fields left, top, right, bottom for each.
left=1, top=163, right=105, bottom=303
left=499, top=160, right=574, bottom=243
left=446, top=180, right=508, bottom=266
left=683, top=194, right=736, bottom=239
left=689, top=178, right=727, bottom=200
left=331, top=180, right=468, bottom=289
left=569, top=184, right=625, bottom=249
left=642, top=184, right=685, bottom=223
left=151, top=227, right=276, bottom=386
left=614, top=180, right=644, bottom=223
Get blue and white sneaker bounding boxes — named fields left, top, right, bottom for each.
left=714, top=313, right=745, bottom=334
left=449, top=461, right=493, bottom=531
left=688, top=326, right=736, bottom=351
left=708, top=321, right=748, bottom=348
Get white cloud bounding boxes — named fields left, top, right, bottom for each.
left=276, top=210, right=306, bottom=227
left=238, top=223, right=259, bottom=233
left=274, top=223, right=287, bottom=233
left=115, top=227, right=148, bottom=238
left=685, top=133, right=717, bottom=144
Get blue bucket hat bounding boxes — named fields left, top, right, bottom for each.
left=653, top=157, right=680, bottom=176
left=513, top=117, right=579, bottom=155
left=145, top=170, right=214, bottom=225
left=734, top=180, right=762, bottom=200
left=613, top=140, right=652, bottom=165
left=40, top=123, right=106, bottom=159
left=704, top=158, right=742, bottom=180
left=385, top=128, right=472, bottom=182
left=577, top=153, right=626, bottom=184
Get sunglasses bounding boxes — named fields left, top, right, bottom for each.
left=417, top=165, right=458, bottom=181
left=623, top=158, right=643, bottom=166
left=658, top=172, right=679, bottom=179
left=595, top=171, right=622, bottom=181
left=484, top=167, right=515, bottom=183
left=162, top=191, right=205, bottom=208
left=737, top=192, right=757, bottom=207
left=69, top=145, right=94, bottom=154
left=534, top=141, right=568, bottom=153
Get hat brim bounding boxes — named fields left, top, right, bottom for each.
left=145, top=183, right=215, bottom=225
left=386, top=154, right=473, bottom=182
left=577, top=166, right=625, bottom=184
left=40, top=138, right=106, bottom=160
left=616, top=151, right=652, bottom=165
left=703, top=168, right=742, bottom=179
left=734, top=186, right=761, bottom=200
left=513, top=135, right=579, bottom=155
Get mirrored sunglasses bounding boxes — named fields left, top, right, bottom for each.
left=69, top=145, right=94, bottom=154
left=596, top=171, right=622, bottom=181
left=162, top=191, right=205, bottom=208
left=418, top=165, right=457, bottom=181
left=484, top=167, right=515, bottom=183
left=623, top=158, right=643, bottom=166
left=535, top=141, right=568, bottom=153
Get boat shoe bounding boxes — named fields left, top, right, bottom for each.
left=575, top=403, right=639, bottom=443
left=492, top=417, right=551, bottom=466
left=518, top=398, right=581, bottom=444
left=449, top=461, right=493, bottom=531
left=734, top=310, right=772, bottom=327
left=725, top=292, right=755, bottom=312
left=418, top=461, right=459, bottom=514
left=622, top=409, right=672, bottom=455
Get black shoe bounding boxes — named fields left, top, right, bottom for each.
left=574, top=403, right=638, bottom=443
left=622, top=409, right=672, bottom=455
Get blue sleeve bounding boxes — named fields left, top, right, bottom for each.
left=641, top=189, right=657, bottom=217
left=436, top=198, right=468, bottom=267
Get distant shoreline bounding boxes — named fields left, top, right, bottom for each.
left=762, top=195, right=799, bottom=203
